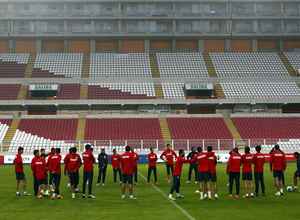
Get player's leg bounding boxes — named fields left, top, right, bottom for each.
left=235, top=172, right=240, bottom=196
left=122, top=174, right=126, bottom=199
left=147, top=166, right=151, bottom=182
left=169, top=175, right=178, bottom=200
left=33, top=175, right=38, bottom=197
left=128, top=174, right=136, bottom=199
left=82, top=171, right=88, bottom=196
left=102, top=167, right=107, bottom=185
left=134, top=166, right=138, bottom=184
left=260, top=172, right=265, bottom=195
left=154, top=167, right=158, bottom=182
left=249, top=179, right=254, bottom=196
left=213, top=181, right=218, bottom=198
left=97, top=167, right=102, bottom=185
left=229, top=172, right=234, bottom=196
left=254, top=172, right=259, bottom=195
left=243, top=180, right=248, bottom=196
left=166, top=164, right=170, bottom=180
left=293, top=171, right=299, bottom=190
left=75, top=173, right=80, bottom=192
left=176, top=176, right=183, bottom=198
left=118, top=168, right=123, bottom=183
left=49, top=172, right=54, bottom=191
left=22, top=178, right=27, bottom=193
left=88, top=171, right=94, bottom=196
left=281, top=172, right=285, bottom=186
left=194, top=166, right=198, bottom=182
left=187, top=165, right=192, bottom=183
left=16, top=179, right=20, bottom=194
left=113, top=169, right=117, bottom=184
left=274, top=176, right=280, bottom=191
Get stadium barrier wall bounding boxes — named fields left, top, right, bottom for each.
left=0, top=153, right=296, bottom=165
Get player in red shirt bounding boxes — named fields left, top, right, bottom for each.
left=46, top=148, right=56, bottom=192
left=14, top=147, right=30, bottom=196
left=48, top=148, right=62, bottom=199
left=147, top=148, right=158, bottom=185
left=66, top=147, right=82, bottom=199
left=207, top=146, right=218, bottom=200
left=64, top=147, right=73, bottom=188
left=241, top=146, right=254, bottom=198
left=160, top=144, right=177, bottom=183
left=111, top=149, right=122, bottom=186
left=252, top=145, right=265, bottom=196
left=121, top=146, right=136, bottom=199
left=190, top=147, right=215, bottom=200
left=131, top=147, right=139, bottom=185
left=82, top=144, right=96, bottom=199
left=227, top=148, right=242, bottom=198
left=32, top=153, right=48, bottom=199
left=168, top=149, right=190, bottom=201
left=270, top=145, right=286, bottom=196
left=31, top=150, right=40, bottom=197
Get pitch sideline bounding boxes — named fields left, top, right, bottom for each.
left=138, top=171, right=196, bottom=220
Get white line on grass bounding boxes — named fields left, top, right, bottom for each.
left=138, top=172, right=196, bottom=220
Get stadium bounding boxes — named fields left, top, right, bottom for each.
left=0, top=0, right=299, bottom=219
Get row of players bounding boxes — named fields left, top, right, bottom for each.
left=13, top=144, right=300, bottom=200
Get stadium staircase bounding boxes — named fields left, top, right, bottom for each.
left=24, top=54, right=36, bottom=78
left=203, top=54, right=217, bottom=77
left=2, top=119, right=20, bottom=152
left=154, top=84, right=164, bottom=99
left=224, top=118, right=246, bottom=149
left=278, top=54, right=297, bottom=77
left=150, top=54, right=160, bottom=78
left=81, top=54, right=90, bottom=78
left=75, top=118, right=86, bottom=150
left=17, top=85, right=28, bottom=100
left=215, top=85, right=226, bottom=99
left=79, top=85, right=88, bottom=99
left=158, top=118, right=172, bottom=146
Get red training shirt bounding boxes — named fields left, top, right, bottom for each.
left=121, top=152, right=135, bottom=174
left=208, top=155, right=217, bottom=174
left=82, top=150, right=95, bottom=172
left=64, top=153, right=72, bottom=173
left=270, top=150, right=286, bottom=171
left=148, top=153, right=157, bottom=166
left=67, top=154, right=82, bottom=173
left=173, top=156, right=190, bottom=176
left=33, top=158, right=48, bottom=180
left=13, top=153, right=23, bottom=173
left=46, top=154, right=55, bottom=171
left=227, top=153, right=242, bottom=173
left=31, top=156, right=39, bottom=176
left=132, top=152, right=139, bottom=167
left=242, top=153, right=253, bottom=173
left=190, top=152, right=215, bottom=172
left=160, top=149, right=177, bottom=165
left=252, top=152, right=265, bottom=172
left=49, top=154, right=62, bottom=174
left=111, top=154, right=121, bottom=169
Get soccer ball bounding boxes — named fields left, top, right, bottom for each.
left=45, top=190, right=50, bottom=196
left=287, top=186, right=293, bottom=192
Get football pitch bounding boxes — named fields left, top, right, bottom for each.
left=0, top=163, right=299, bottom=220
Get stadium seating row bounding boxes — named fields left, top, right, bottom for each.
left=0, top=52, right=299, bottom=78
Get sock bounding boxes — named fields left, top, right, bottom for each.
left=83, top=194, right=85, bottom=196
left=72, top=193, right=75, bottom=196
left=76, top=188, right=79, bottom=191
left=215, top=194, right=218, bottom=197
left=280, top=188, right=283, bottom=193
left=246, top=194, right=249, bottom=196
left=68, top=183, right=70, bottom=187
left=52, top=193, right=56, bottom=197
left=208, top=191, right=211, bottom=197
left=122, top=195, right=125, bottom=199
left=24, top=191, right=27, bottom=194
left=50, top=185, right=53, bottom=190
left=277, top=191, right=280, bottom=194
left=130, top=195, right=133, bottom=199
left=204, top=194, right=207, bottom=198
left=41, top=190, right=44, bottom=193
left=200, top=192, right=203, bottom=198
left=251, top=193, right=254, bottom=196
left=16, top=191, right=20, bottom=194
left=169, top=194, right=172, bottom=198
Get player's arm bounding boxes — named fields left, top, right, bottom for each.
left=215, top=155, right=217, bottom=166
left=46, top=149, right=55, bottom=158
left=31, top=160, right=35, bottom=172
left=91, top=153, right=96, bottom=164
left=187, top=152, right=191, bottom=160
left=131, top=155, right=135, bottom=174
left=135, top=154, right=139, bottom=161
left=77, top=155, right=82, bottom=170
left=226, top=156, right=232, bottom=175
left=189, top=155, right=197, bottom=164
left=173, top=150, right=177, bottom=159
left=18, top=155, right=23, bottom=170
left=269, top=154, right=273, bottom=171
left=160, top=151, right=165, bottom=160
left=283, top=154, right=287, bottom=172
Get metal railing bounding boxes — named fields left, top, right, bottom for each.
left=1, top=138, right=299, bottom=153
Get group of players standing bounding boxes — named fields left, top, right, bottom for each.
left=13, top=143, right=300, bottom=200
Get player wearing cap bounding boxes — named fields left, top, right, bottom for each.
left=97, top=149, right=108, bottom=186
left=48, top=148, right=62, bottom=199
left=160, top=144, right=177, bottom=183
left=14, top=147, right=30, bottom=196
left=186, top=147, right=198, bottom=184
left=227, top=148, right=242, bottom=198
left=207, top=146, right=218, bottom=200
left=147, top=148, right=158, bottom=185
left=190, top=147, right=215, bottom=200
left=241, top=146, right=254, bottom=198
left=82, top=144, right=96, bottom=199
left=66, top=147, right=82, bottom=198
left=270, top=145, right=286, bottom=196
left=121, top=146, right=136, bottom=199
left=252, top=145, right=265, bottom=196
left=111, top=149, right=122, bottom=186
left=168, top=149, right=190, bottom=201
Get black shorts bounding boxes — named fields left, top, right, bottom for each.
left=16, top=172, right=26, bottom=181
left=166, top=164, right=174, bottom=175
left=294, top=171, right=300, bottom=177
left=69, top=172, right=79, bottom=185
left=198, top=171, right=210, bottom=182
left=242, top=172, right=253, bottom=181
left=209, top=173, right=217, bottom=182
left=37, top=178, right=47, bottom=185
left=273, top=170, right=283, bottom=179
left=122, top=174, right=133, bottom=185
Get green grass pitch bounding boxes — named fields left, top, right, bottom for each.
left=0, top=163, right=299, bottom=220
